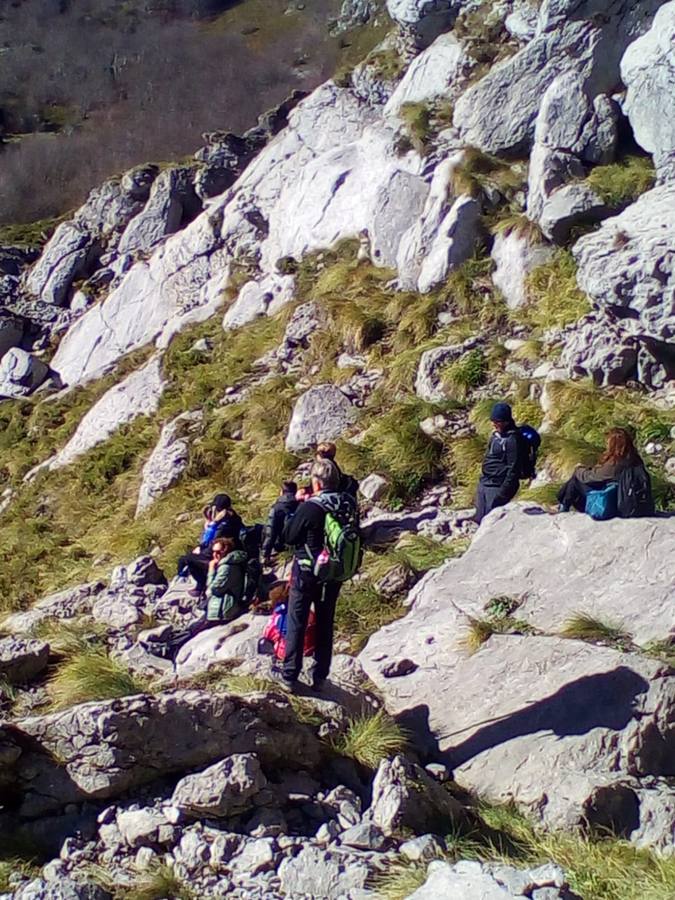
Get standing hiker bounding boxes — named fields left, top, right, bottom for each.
left=315, top=441, right=359, bottom=498
left=475, top=402, right=522, bottom=525
left=270, top=458, right=360, bottom=693
left=262, top=481, right=298, bottom=565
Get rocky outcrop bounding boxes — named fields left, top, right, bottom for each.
left=0, top=348, right=50, bottom=398
left=386, top=0, right=455, bottom=48
left=172, top=754, right=268, bottom=819
left=10, top=690, right=322, bottom=817
left=285, top=383, right=358, bottom=452
left=223, top=274, right=296, bottom=331
left=24, top=223, right=97, bottom=307
left=2, top=582, right=105, bottom=635
left=361, top=505, right=675, bottom=838
left=491, top=229, right=554, bottom=309
left=410, top=859, right=579, bottom=900
left=0, top=637, right=49, bottom=685
left=573, top=183, right=675, bottom=342
left=621, top=1, right=675, bottom=169
left=49, top=355, right=165, bottom=470
left=136, top=410, right=203, bottom=516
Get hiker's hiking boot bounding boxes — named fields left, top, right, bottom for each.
left=269, top=667, right=298, bottom=694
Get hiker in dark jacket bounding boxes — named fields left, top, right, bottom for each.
left=270, top=458, right=355, bottom=693
left=316, top=441, right=359, bottom=498
left=177, top=493, right=243, bottom=595
left=475, top=402, right=521, bottom=525
left=262, top=481, right=298, bottom=564
left=558, top=427, right=645, bottom=512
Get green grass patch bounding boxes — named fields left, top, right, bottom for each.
left=586, top=156, right=655, bottom=208
left=331, top=709, right=407, bottom=769
left=560, top=613, right=633, bottom=649
left=441, top=349, right=487, bottom=399
left=47, top=645, right=150, bottom=709
left=335, top=583, right=407, bottom=653
left=518, top=250, right=590, bottom=331
left=0, top=213, right=71, bottom=248
left=452, top=147, right=525, bottom=202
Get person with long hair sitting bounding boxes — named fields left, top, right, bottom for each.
left=557, top=427, right=645, bottom=513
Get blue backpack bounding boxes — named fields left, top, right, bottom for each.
left=585, top=483, right=618, bottom=520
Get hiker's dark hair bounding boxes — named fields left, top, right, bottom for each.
left=316, top=441, right=337, bottom=460
left=213, top=537, right=235, bottom=555
left=599, top=428, right=640, bottom=466
left=282, top=480, right=298, bottom=494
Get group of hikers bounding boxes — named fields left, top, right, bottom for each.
left=171, top=405, right=653, bottom=692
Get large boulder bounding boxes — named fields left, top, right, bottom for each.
left=171, top=753, right=267, bottom=818
left=285, top=384, right=358, bottom=452
left=621, top=1, right=675, bottom=168
left=222, top=273, right=295, bottom=331
left=0, top=348, right=50, bottom=398
left=10, top=689, right=322, bottom=817
left=277, top=844, right=372, bottom=900
left=361, top=505, right=675, bottom=840
left=49, top=355, right=165, bottom=470
left=117, top=167, right=201, bottom=255
left=453, top=0, right=662, bottom=154
left=174, top=614, right=267, bottom=678
left=136, top=410, right=203, bottom=516
left=573, top=183, right=675, bottom=342
left=24, top=223, right=96, bottom=306
left=0, top=637, right=49, bottom=685
left=409, top=860, right=577, bottom=900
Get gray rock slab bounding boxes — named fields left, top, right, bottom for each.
left=278, top=844, right=371, bottom=899
left=285, top=384, right=358, bottom=452
left=172, top=753, right=267, bottom=818
left=0, top=636, right=49, bottom=684
left=2, top=581, right=105, bottom=634
left=0, top=348, right=50, bottom=399
left=136, top=410, right=203, bottom=516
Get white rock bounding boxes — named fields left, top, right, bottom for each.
left=0, top=637, right=49, bottom=684
left=50, top=356, right=165, bottom=470
left=0, top=348, right=50, bottom=399
left=285, top=384, right=358, bottom=452
left=116, top=808, right=167, bottom=849
left=359, top=473, right=389, bottom=502
left=278, top=845, right=370, bottom=899
left=171, top=754, right=267, bottom=818
left=117, top=167, right=198, bottom=255
left=24, top=222, right=94, bottom=306
left=384, top=32, right=473, bottom=117
left=621, top=1, right=675, bottom=165
left=223, top=273, right=296, bottom=331
left=491, top=230, right=554, bottom=309
left=136, top=410, right=203, bottom=516
left=174, top=614, right=267, bottom=677
left=417, top=195, right=480, bottom=293
left=408, top=859, right=516, bottom=899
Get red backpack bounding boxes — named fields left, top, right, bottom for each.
left=259, top=602, right=316, bottom=660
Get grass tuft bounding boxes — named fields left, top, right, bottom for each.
left=48, top=646, right=149, bottom=709
left=586, top=156, right=655, bottom=208
left=120, top=863, right=194, bottom=900
left=442, top=349, right=487, bottom=399
left=518, top=250, right=590, bottom=331
left=560, top=613, right=633, bottom=648
left=331, top=709, right=407, bottom=769
left=335, top=584, right=407, bottom=653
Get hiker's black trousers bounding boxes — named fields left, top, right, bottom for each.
left=475, top=480, right=518, bottom=524
left=283, top=560, right=341, bottom=683
left=557, top=474, right=597, bottom=512
left=177, top=552, right=209, bottom=592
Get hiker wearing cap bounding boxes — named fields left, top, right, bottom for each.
left=177, top=493, right=243, bottom=595
left=475, top=402, right=521, bottom=525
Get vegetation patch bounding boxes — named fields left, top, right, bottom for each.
left=560, top=613, right=634, bottom=650
left=586, top=156, right=655, bottom=208
left=331, top=709, right=407, bottom=769
left=518, top=250, right=590, bottom=331
left=47, top=645, right=150, bottom=710
left=442, top=349, right=488, bottom=400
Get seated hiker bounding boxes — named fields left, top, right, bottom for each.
left=262, top=481, right=298, bottom=565
left=205, top=537, right=248, bottom=625
left=315, top=441, right=359, bottom=497
left=270, top=458, right=360, bottom=693
left=177, top=493, right=243, bottom=595
left=558, top=427, right=652, bottom=515
left=474, top=402, right=521, bottom=525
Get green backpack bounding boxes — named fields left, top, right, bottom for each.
left=309, top=493, right=362, bottom=583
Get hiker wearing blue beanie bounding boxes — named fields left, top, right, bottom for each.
left=474, top=402, right=521, bottom=524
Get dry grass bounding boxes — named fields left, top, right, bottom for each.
left=47, top=646, right=149, bottom=710
left=560, top=613, right=633, bottom=649
left=331, top=709, right=407, bottom=769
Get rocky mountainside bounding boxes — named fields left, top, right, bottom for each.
left=0, top=0, right=675, bottom=897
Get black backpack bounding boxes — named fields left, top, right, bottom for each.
left=617, top=465, right=654, bottom=518
left=516, top=424, right=541, bottom=480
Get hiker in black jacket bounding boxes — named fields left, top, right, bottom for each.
left=177, top=493, right=243, bottom=595
left=270, top=458, right=352, bottom=693
left=475, top=402, right=521, bottom=525
left=316, top=441, right=359, bottom=498
left=262, top=481, right=298, bottom=564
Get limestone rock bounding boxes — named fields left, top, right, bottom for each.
left=2, top=582, right=105, bottom=634
left=369, top=754, right=469, bottom=836
left=12, top=690, right=321, bottom=816
left=359, top=473, right=389, bottom=502
left=539, top=181, right=608, bottom=243
left=136, top=410, right=203, bottom=516
left=384, top=32, right=474, bottom=117
left=454, top=2, right=661, bottom=154
left=278, top=844, right=371, bottom=899
left=0, top=312, right=25, bottom=358
left=116, top=808, right=168, bottom=849
left=417, top=195, right=480, bottom=293
left=415, top=337, right=481, bottom=402
left=24, top=223, right=95, bottom=306
left=491, top=230, right=554, bottom=309
left=0, top=637, right=49, bottom=685
left=573, top=183, right=675, bottom=342
left=13, top=877, right=109, bottom=900
left=223, top=273, right=295, bottom=330
left=361, top=505, right=675, bottom=838
left=285, top=384, right=358, bottom=452
left=50, top=356, right=165, bottom=470
left=172, top=754, right=267, bottom=818
left=174, top=615, right=267, bottom=678
left=526, top=144, right=586, bottom=223
left=559, top=314, right=638, bottom=386
left=118, top=167, right=201, bottom=255
left=621, top=1, right=675, bottom=166
left=409, top=859, right=577, bottom=900
left=0, top=348, right=50, bottom=398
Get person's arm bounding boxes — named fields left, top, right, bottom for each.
left=262, top=504, right=278, bottom=559
left=574, top=461, right=617, bottom=484
left=209, top=561, right=232, bottom=597
left=496, top=433, right=520, bottom=501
